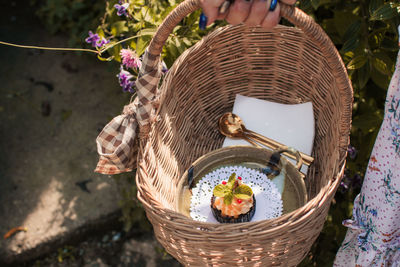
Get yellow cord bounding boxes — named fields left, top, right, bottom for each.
left=0, top=34, right=143, bottom=55
left=99, top=35, right=140, bottom=54
left=0, top=40, right=99, bottom=54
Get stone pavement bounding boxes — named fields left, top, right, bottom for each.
left=25, top=230, right=182, bottom=267
left=0, top=1, right=141, bottom=264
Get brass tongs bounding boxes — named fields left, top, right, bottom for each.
left=218, top=112, right=314, bottom=166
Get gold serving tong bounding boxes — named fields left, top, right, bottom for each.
left=218, top=112, right=314, bottom=166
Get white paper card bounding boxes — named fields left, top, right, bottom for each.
left=222, top=94, right=315, bottom=172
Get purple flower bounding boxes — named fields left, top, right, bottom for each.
left=114, top=2, right=129, bottom=16
left=96, top=38, right=110, bottom=48
left=351, top=173, right=362, bottom=189
left=347, top=145, right=357, bottom=160
left=339, top=169, right=363, bottom=194
left=85, top=31, right=100, bottom=47
left=338, top=169, right=351, bottom=193
left=117, top=67, right=135, bottom=93
left=85, top=31, right=109, bottom=48
left=340, top=181, right=349, bottom=190
left=120, top=48, right=141, bottom=70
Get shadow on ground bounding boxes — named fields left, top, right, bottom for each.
left=0, top=0, right=140, bottom=264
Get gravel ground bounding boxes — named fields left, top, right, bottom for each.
left=0, top=2, right=181, bottom=267
left=17, top=225, right=182, bottom=267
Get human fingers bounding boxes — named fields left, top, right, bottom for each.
left=260, top=2, right=280, bottom=29
left=244, top=0, right=270, bottom=26
left=280, top=0, right=297, bottom=4
left=199, top=0, right=227, bottom=26
left=225, top=0, right=253, bottom=26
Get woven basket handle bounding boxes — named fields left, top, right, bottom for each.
left=146, top=0, right=352, bottom=156
left=149, top=0, right=334, bottom=58
left=148, top=0, right=353, bottom=157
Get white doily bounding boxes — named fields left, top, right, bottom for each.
left=190, top=165, right=283, bottom=223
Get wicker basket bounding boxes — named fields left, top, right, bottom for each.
left=135, top=0, right=353, bottom=266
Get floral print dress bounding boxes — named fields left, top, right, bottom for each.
left=334, top=27, right=400, bottom=267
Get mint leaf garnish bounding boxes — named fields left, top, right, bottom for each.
left=234, top=184, right=253, bottom=199
left=227, top=173, right=236, bottom=188
left=213, top=173, right=253, bottom=205
left=223, top=193, right=233, bottom=205
left=213, top=184, right=228, bottom=197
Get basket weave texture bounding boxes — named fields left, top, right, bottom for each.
left=135, top=1, right=353, bottom=266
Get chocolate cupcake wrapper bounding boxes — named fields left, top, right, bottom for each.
left=211, top=195, right=256, bottom=223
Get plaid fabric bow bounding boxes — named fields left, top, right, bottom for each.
left=95, top=51, right=161, bottom=174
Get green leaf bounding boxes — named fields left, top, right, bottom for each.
left=181, top=37, right=193, bottom=47
left=357, top=60, right=371, bottom=89
left=227, top=173, right=236, bottom=187
left=234, top=185, right=253, bottom=199
left=132, top=28, right=156, bottom=55
left=141, top=7, right=156, bottom=24
left=298, top=0, right=313, bottom=12
left=111, top=21, right=129, bottom=36
left=224, top=193, right=233, bottom=205
left=341, top=36, right=360, bottom=53
left=132, top=0, right=145, bottom=6
left=343, top=51, right=355, bottom=63
left=372, top=57, right=389, bottom=75
left=172, top=25, right=182, bottom=34
left=96, top=27, right=105, bottom=38
left=166, top=39, right=179, bottom=61
left=352, top=112, right=382, bottom=133
left=369, top=0, right=385, bottom=16
left=102, top=40, right=121, bottom=61
left=343, top=20, right=362, bottom=43
left=370, top=3, right=397, bottom=21
left=372, top=51, right=394, bottom=75
left=321, top=18, right=341, bottom=44
left=347, top=55, right=367, bottom=70
left=381, top=37, right=400, bottom=52
left=368, top=28, right=387, bottom=50
left=370, top=68, right=391, bottom=90
left=136, top=35, right=152, bottom=56
left=138, top=27, right=157, bottom=37
left=213, top=184, right=228, bottom=197
left=334, top=11, right=359, bottom=39
left=113, top=44, right=122, bottom=62
left=174, top=37, right=185, bottom=54
left=97, top=54, right=114, bottom=61
left=132, top=22, right=143, bottom=33
left=310, top=0, right=320, bottom=10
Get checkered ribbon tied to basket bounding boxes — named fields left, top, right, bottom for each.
left=94, top=51, right=162, bottom=174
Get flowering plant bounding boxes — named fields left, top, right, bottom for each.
left=84, top=0, right=215, bottom=93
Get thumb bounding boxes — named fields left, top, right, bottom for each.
left=200, top=0, right=227, bottom=26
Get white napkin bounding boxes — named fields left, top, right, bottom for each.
left=222, top=94, right=315, bottom=173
